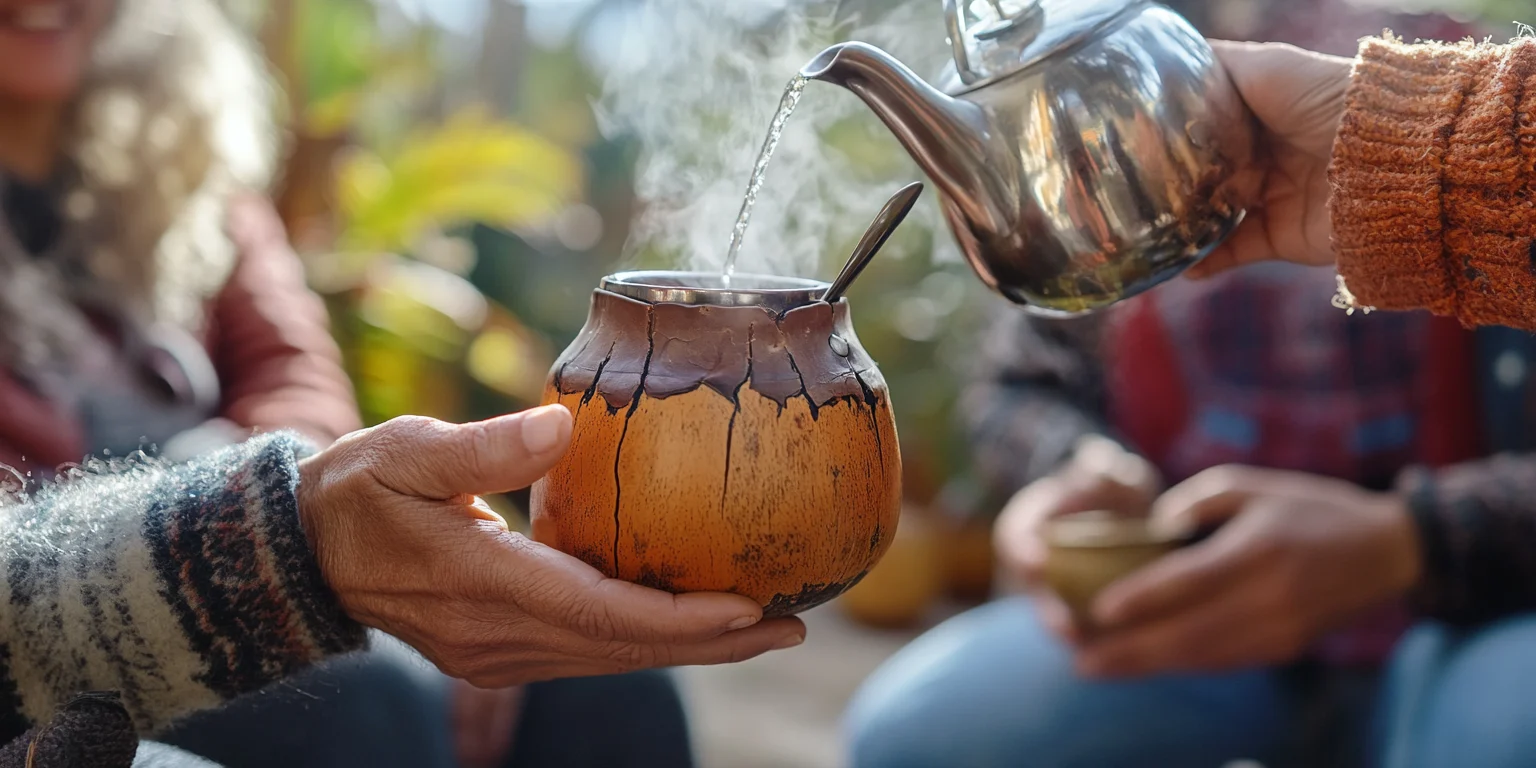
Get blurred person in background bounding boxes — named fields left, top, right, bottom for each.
left=843, top=5, right=1536, bottom=768
left=0, top=0, right=695, bottom=766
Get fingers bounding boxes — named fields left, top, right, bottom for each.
left=1029, top=589, right=1083, bottom=646
left=1068, top=433, right=1129, bottom=475
left=1210, top=40, right=1344, bottom=106
left=997, top=445, right=1162, bottom=586
left=1092, top=466, right=1297, bottom=628
left=376, top=406, right=573, bottom=499
left=993, top=484, right=1054, bottom=578
left=526, top=549, right=806, bottom=664
left=469, top=617, right=808, bottom=687
left=1182, top=249, right=1229, bottom=280
left=1077, top=588, right=1274, bottom=678
left=1186, top=215, right=1276, bottom=280
left=1091, top=524, right=1255, bottom=630
left=627, top=616, right=807, bottom=669
left=588, top=579, right=774, bottom=643
left=1150, top=465, right=1277, bottom=531
left=995, top=473, right=1147, bottom=582
left=505, top=535, right=769, bottom=643
left=438, top=537, right=806, bottom=687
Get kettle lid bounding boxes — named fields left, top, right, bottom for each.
left=942, top=0, right=1142, bottom=92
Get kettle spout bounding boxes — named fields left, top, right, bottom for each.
left=800, top=42, right=1000, bottom=215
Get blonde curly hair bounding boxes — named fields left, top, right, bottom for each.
left=0, top=0, right=278, bottom=374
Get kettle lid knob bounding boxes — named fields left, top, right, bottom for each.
left=966, top=0, right=1044, bottom=40
left=942, top=0, right=1143, bottom=89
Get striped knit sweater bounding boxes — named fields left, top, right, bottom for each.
left=0, top=432, right=365, bottom=744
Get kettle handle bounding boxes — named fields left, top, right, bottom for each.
left=944, top=0, right=1045, bottom=84
left=942, top=0, right=977, bottom=83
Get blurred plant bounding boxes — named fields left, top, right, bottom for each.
left=334, top=106, right=582, bottom=255
left=251, top=0, right=586, bottom=254
left=238, top=0, right=587, bottom=432
left=291, top=0, right=436, bottom=143
left=340, top=256, right=555, bottom=426
left=249, top=0, right=437, bottom=144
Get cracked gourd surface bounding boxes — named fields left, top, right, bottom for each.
left=530, top=290, right=901, bottom=617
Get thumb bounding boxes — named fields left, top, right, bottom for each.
left=383, top=406, right=573, bottom=500
left=1149, top=465, right=1270, bottom=532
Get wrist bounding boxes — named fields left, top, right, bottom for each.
left=295, top=455, right=344, bottom=598
left=1371, top=491, right=1423, bottom=597
left=296, top=456, right=323, bottom=547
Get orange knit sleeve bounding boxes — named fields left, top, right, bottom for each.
left=1330, top=35, right=1536, bottom=329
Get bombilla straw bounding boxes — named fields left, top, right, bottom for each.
left=821, top=181, right=924, bottom=304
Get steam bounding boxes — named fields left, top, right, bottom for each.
left=593, top=0, right=957, bottom=280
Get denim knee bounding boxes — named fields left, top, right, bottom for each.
left=844, top=599, right=1287, bottom=768
left=1380, top=616, right=1536, bottom=768
left=843, top=600, right=1060, bottom=768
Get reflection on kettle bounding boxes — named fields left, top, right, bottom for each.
left=802, top=0, right=1260, bottom=315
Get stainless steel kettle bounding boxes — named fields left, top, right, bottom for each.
left=802, top=0, right=1259, bottom=315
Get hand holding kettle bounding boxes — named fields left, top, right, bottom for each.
left=1184, top=41, right=1354, bottom=279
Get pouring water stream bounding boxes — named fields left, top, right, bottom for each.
left=721, top=74, right=808, bottom=286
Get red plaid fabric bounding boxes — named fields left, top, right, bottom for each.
left=1107, top=266, right=1429, bottom=491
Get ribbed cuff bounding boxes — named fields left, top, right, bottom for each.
left=1392, top=456, right=1536, bottom=627
left=148, top=433, right=366, bottom=701
left=1394, top=466, right=1459, bottom=621
left=1331, top=36, right=1536, bottom=329
left=1330, top=36, right=1484, bottom=317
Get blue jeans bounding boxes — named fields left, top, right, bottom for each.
left=845, top=598, right=1536, bottom=768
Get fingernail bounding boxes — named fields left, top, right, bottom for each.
left=521, top=406, right=571, bottom=455
left=771, top=633, right=805, bottom=651
left=726, top=616, right=759, bottom=631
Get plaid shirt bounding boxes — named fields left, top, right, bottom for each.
left=963, top=263, right=1536, bottom=666
left=1105, top=266, right=1434, bottom=491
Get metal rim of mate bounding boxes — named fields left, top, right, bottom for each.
left=601, top=270, right=831, bottom=311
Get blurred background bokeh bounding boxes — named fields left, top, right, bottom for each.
left=231, top=1, right=1521, bottom=764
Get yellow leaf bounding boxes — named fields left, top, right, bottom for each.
left=334, top=106, right=584, bottom=253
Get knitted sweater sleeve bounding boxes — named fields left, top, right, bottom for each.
left=1330, top=35, right=1536, bottom=329
left=0, top=432, right=366, bottom=739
